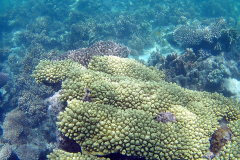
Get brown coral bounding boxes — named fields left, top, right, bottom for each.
left=210, top=124, right=232, bottom=155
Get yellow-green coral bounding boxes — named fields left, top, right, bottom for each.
left=47, top=149, right=110, bottom=160
left=32, top=59, right=85, bottom=83
left=88, top=55, right=165, bottom=81
left=57, top=100, right=213, bottom=159
left=32, top=56, right=240, bottom=159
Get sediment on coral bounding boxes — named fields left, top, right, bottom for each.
left=33, top=55, right=240, bottom=160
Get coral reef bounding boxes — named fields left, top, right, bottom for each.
left=1, top=108, right=57, bottom=159
left=0, top=0, right=240, bottom=159
left=227, top=119, right=240, bottom=159
left=148, top=47, right=240, bottom=95
left=0, top=42, right=57, bottom=160
left=3, top=0, right=235, bottom=58
left=172, top=18, right=238, bottom=57
left=0, top=0, right=238, bottom=57
left=33, top=56, right=240, bottom=159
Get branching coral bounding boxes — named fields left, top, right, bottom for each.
left=173, top=18, right=226, bottom=45
left=32, top=55, right=240, bottom=159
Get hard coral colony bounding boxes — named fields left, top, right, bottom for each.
left=32, top=56, right=240, bottom=160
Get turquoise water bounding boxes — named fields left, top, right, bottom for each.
left=0, top=0, right=240, bottom=159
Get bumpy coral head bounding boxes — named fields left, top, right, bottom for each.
left=154, top=111, right=177, bottom=123
left=0, top=72, right=9, bottom=88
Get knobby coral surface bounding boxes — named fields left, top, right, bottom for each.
left=32, top=55, right=240, bottom=160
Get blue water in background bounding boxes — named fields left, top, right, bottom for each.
left=0, top=0, right=240, bottom=159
